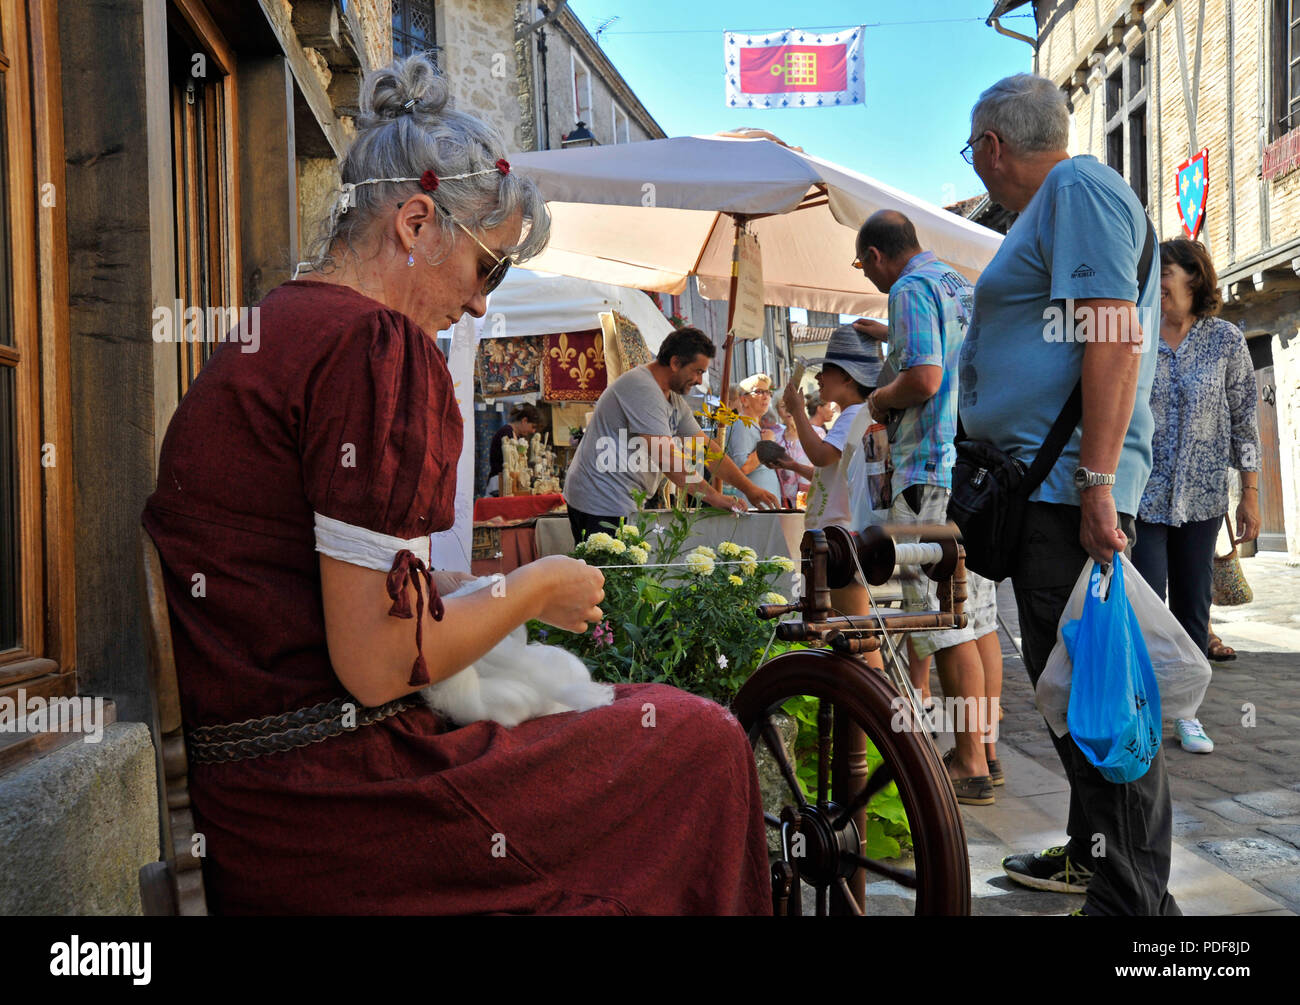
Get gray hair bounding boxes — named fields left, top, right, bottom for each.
left=971, top=73, right=1069, bottom=153
left=310, top=53, right=550, bottom=271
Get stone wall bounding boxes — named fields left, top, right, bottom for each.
left=347, top=0, right=393, bottom=71
left=438, top=0, right=526, bottom=149
left=1272, top=327, right=1300, bottom=558
left=297, top=157, right=343, bottom=264
left=0, top=725, right=159, bottom=915
left=1036, top=0, right=1138, bottom=86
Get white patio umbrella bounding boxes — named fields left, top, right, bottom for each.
left=510, top=133, right=1003, bottom=318
left=474, top=267, right=674, bottom=354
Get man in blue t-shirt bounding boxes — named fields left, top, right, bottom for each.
left=963, top=73, right=1175, bottom=916
left=856, top=210, right=1002, bottom=808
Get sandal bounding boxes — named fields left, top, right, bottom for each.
left=1207, top=632, right=1237, bottom=662
left=942, top=748, right=996, bottom=804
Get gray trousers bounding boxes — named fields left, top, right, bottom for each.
left=1012, top=502, right=1181, bottom=916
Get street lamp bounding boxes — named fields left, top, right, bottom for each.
left=561, top=121, right=597, bottom=148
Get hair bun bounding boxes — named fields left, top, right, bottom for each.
left=361, top=53, right=451, bottom=127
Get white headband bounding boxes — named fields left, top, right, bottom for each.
left=337, top=164, right=510, bottom=214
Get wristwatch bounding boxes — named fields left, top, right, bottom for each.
left=1073, top=465, right=1117, bottom=491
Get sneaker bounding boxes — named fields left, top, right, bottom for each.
left=1176, top=718, right=1214, bottom=754
left=1001, top=845, right=1092, bottom=894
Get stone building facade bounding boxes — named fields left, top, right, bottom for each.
left=992, top=0, right=1300, bottom=558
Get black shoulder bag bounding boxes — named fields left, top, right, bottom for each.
left=946, top=219, right=1156, bottom=582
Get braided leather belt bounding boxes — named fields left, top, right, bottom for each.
left=187, top=695, right=422, bottom=764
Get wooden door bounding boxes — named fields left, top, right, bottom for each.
left=1255, top=366, right=1287, bottom=552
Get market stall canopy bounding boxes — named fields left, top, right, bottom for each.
left=475, top=267, right=674, bottom=353
left=509, top=134, right=1003, bottom=315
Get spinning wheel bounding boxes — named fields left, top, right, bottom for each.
left=735, top=524, right=974, bottom=916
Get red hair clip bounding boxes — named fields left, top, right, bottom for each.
left=420, top=170, right=439, bottom=191
left=496, top=159, right=511, bottom=176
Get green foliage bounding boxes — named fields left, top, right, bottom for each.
left=528, top=506, right=796, bottom=706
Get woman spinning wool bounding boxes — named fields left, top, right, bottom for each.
left=141, top=55, right=770, bottom=915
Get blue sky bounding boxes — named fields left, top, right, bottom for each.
left=565, top=0, right=1036, bottom=207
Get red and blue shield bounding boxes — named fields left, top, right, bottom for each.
left=1176, top=148, right=1209, bottom=239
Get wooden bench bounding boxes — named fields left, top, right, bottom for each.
left=137, top=527, right=209, bottom=915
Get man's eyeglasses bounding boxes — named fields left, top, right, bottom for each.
left=960, top=131, right=1000, bottom=166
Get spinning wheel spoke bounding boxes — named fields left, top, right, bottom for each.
left=831, top=761, right=894, bottom=830
left=835, top=877, right=865, bottom=916
left=844, top=850, right=919, bottom=888
left=736, top=648, right=972, bottom=916
left=816, top=698, right=832, bottom=809
left=761, top=714, right=808, bottom=810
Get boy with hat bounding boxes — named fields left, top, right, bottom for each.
left=774, top=326, right=885, bottom=661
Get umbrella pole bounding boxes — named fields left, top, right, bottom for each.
left=712, top=216, right=745, bottom=489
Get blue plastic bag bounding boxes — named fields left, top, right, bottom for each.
left=1062, top=558, right=1162, bottom=784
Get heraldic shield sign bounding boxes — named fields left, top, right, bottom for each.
left=1176, top=147, right=1209, bottom=238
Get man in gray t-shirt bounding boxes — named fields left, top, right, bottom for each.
left=564, top=327, right=779, bottom=541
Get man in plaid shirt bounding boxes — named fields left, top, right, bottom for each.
left=856, top=210, right=1004, bottom=807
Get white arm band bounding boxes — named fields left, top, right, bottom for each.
left=313, top=512, right=431, bottom=572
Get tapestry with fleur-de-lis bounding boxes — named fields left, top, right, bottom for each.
left=542, top=329, right=607, bottom=402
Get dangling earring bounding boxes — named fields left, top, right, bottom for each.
left=407, top=250, right=416, bottom=268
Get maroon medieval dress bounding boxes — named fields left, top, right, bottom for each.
left=141, top=281, right=772, bottom=915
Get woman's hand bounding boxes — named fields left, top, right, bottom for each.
left=517, top=555, right=605, bottom=633
left=1235, top=493, right=1261, bottom=544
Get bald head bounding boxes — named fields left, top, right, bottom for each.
left=856, top=210, right=921, bottom=265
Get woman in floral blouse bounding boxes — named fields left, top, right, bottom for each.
left=1133, top=238, right=1262, bottom=754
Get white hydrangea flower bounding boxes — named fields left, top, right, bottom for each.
left=686, top=552, right=715, bottom=576
left=626, top=544, right=649, bottom=565
left=584, top=532, right=618, bottom=553
left=762, top=592, right=788, bottom=605
left=718, top=541, right=744, bottom=558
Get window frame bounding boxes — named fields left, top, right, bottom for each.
left=1272, top=0, right=1300, bottom=140
left=0, top=0, right=78, bottom=737
left=1103, top=41, right=1148, bottom=208
left=571, top=49, right=592, bottom=127
left=392, top=0, right=437, bottom=62
left=167, top=0, right=241, bottom=395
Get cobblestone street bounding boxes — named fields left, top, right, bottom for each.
left=954, top=553, right=1300, bottom=916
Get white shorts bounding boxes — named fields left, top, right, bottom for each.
left=892, top=484, right=997, bottom=660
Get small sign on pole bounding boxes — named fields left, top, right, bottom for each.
left=729, top=230, right=765, bottom=341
